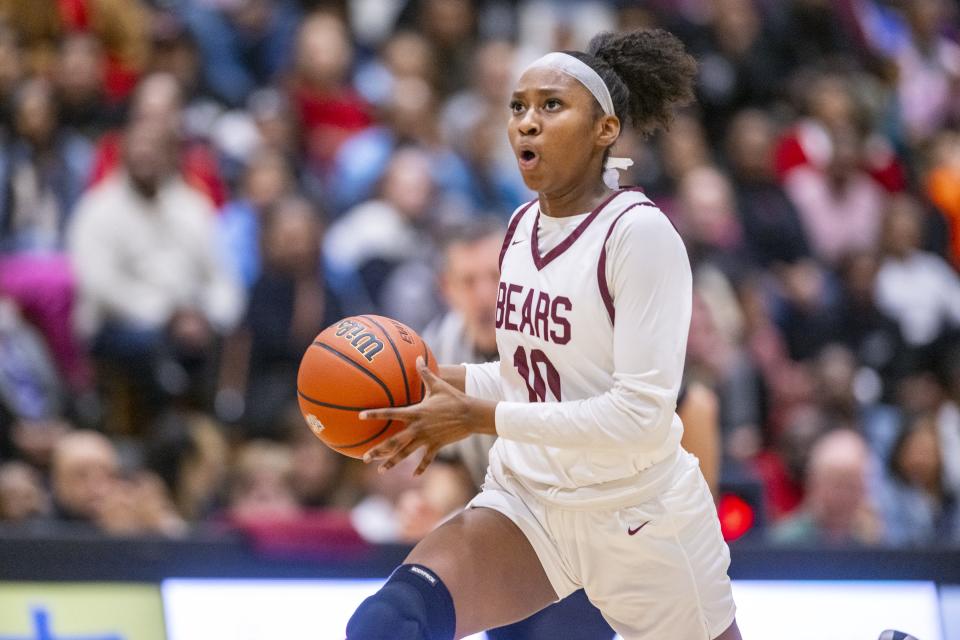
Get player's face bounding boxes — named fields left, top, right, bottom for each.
left=508, top=67, right=617, bottom=194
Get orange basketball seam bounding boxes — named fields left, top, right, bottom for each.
left=311, top=341, right=395, bottom=407
left=329, top=421, right=397, bottom=450
left=296, top=389, right=368, bottom=412
left=359, top=314, right=411, bottom=406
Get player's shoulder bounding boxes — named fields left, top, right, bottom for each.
left=606, top=189, right=674, bottom=236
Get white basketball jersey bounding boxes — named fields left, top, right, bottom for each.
left=485, top=187, right=687, bottom=509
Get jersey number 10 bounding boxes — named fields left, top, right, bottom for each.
left=513, top=346, right=561, bottom=402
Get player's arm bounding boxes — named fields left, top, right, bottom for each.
left=493, top=210, right=691, bottom=450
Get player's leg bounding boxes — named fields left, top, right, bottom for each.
left=714, top=620, right=743, bottom=640
left=347, top=506, right=559, bottom=640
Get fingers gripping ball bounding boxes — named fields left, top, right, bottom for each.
left=297, top=315, right=439, bottom=459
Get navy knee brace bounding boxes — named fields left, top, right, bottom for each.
left=346, top=564, right=456, bottom=640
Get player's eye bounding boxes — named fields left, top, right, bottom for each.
left=544, top=98, right=562, bottom=111
left=509, top=100, right=525, bottom=114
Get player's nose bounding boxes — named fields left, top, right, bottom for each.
left=518, top=109, right=541, bottom=136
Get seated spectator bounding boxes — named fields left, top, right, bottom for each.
left=145, top=411, right=230, bottom=523
left=687, top=0, right=784, bottom=144
left=88, top=73, right=228, bottom=208
left=0, top=0, right=148, bottom=101
left=783, top=125, right=885, bottom=267
left=0, top=460, right=49, bottom=524
left=180, top=0, right=299, bottom=108
left=326, top=76, right=473, bottom=215
left=774, top=71, right=905, bottom=192
left=218, top=196, right=346, bottom=432
left=286, top=405, right=356, bottom=509
left=873, top=0, right=960, bottom=145
left=835, top=251, right=909, bottom=399
left=290, top=12, right=372, bottom=175
left=0, top=77, right=94, bottom=390
left=925, top=129, right=960, bottom=271
left=0, top=297, right=64, bottom=424
left=880, top=413, right=960, bottom=546
left=54, top=34, right=120, bottom=140
left=227, top=440, right=301, bottom=523
left=68, top=119, right=243, bottom=423
left=50, top=429, right=115, bottom=526
left=219, top=149, right=296, bottom=289
left=874, top=195, right=960, bottom=352
left=771, top=429, right=883, bottom=546
left=325, top=148, right=442, bottom=324
left=675, top=165, right=747, bottom=279
left=725, top=109, right=811, bottom=267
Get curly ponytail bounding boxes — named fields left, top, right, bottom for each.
left=567, top=29, right=698, bottom=137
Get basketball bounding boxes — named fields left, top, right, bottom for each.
left=296, top=315, right=439, bottom=459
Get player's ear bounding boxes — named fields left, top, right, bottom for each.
left=596, top=114, right=620, bottom=149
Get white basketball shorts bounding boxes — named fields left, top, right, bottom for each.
left=468, top=450, right=736, bottom=640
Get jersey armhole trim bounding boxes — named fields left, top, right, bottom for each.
left=499, top=199, right=537, bottom=272
left=598, top=202, right=656, bottom=325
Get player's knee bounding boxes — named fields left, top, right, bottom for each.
left=346, top=565, right=455, bottom=640
left=346, top=589, right=424, bottom=640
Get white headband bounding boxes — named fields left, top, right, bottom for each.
left=526, top=52, right=615, bottom=116
left=523, top=51, right=633, bottom=189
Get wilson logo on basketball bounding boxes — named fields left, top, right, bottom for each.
left=334, top=319, right=385, bottom=362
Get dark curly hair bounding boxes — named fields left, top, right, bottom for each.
left=566, top=29, right=698, bottom=137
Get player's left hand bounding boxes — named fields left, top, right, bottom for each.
left=359, top=356, right=496, bottom=475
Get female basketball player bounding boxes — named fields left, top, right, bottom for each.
left=348, top=29, right=742, bottom=640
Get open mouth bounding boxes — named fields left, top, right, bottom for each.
left=518, top=149, right=539, bottom=169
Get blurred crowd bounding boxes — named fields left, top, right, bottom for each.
left=0, top=0, right=959, bottom=553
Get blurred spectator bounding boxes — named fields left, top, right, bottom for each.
left=441, top=40, right=531, bottom=214
left=688, top=0, right=784, bottom=143
left=676, top=165, right=746, bottom=278
left=286, top=405, right=357, bottom=509
left=88, top=73, right=228, bottom=208
left=835, top=251, right=909, bottom=398
left=874, top=195, right=960, bottom=351
left=68, top=119, right=242, bottom=424
left=145, top=411, right=230, bottom=523
left=0, top=460, right=49, bottom=524
left=776, top=0, right=857, bottom=70
left=0, top=0, right=148, bottom=100
left=228, top=440, right=301, bottom=523
left=291, top=12, right=372, bottom=174
left=218, top=196, right=346, bottom=432
left=0, top=26, right=23, bottom=123
left=925, top=129, right=960, bottom=270
left=686, top=287, right=764, bottom=464
left=771, top=429, right=883, bottom=546
left=219, top=149, right=296, bottom=289
left=327, top=75, right=473, bottom=215
left=181, top=0, right=300, bottom=108
left=783, top=126, right=885, bottom=266
left=725, top=109, right=811, bottom=267
left=866, top=0, right=960, bottom=145
left=421, top=218, right=504, bottom=488
left=50, top=429, right=115, bottom=525
left=754, top=405, right=826, bottom=523
left=0, top=297, right=64, bottom=423
left=325, top=148, right=442, bottom=326
left=0, top=77, right=94, bottom=389
left=880, top=413, right=960, bottom=546
left=650, top=112, right=711, bottom=206
left=403, top=0, right=478, bottom=97
left=775, top=71, right=906, bottom=193
left=54, top=34, right=120, bottom=139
